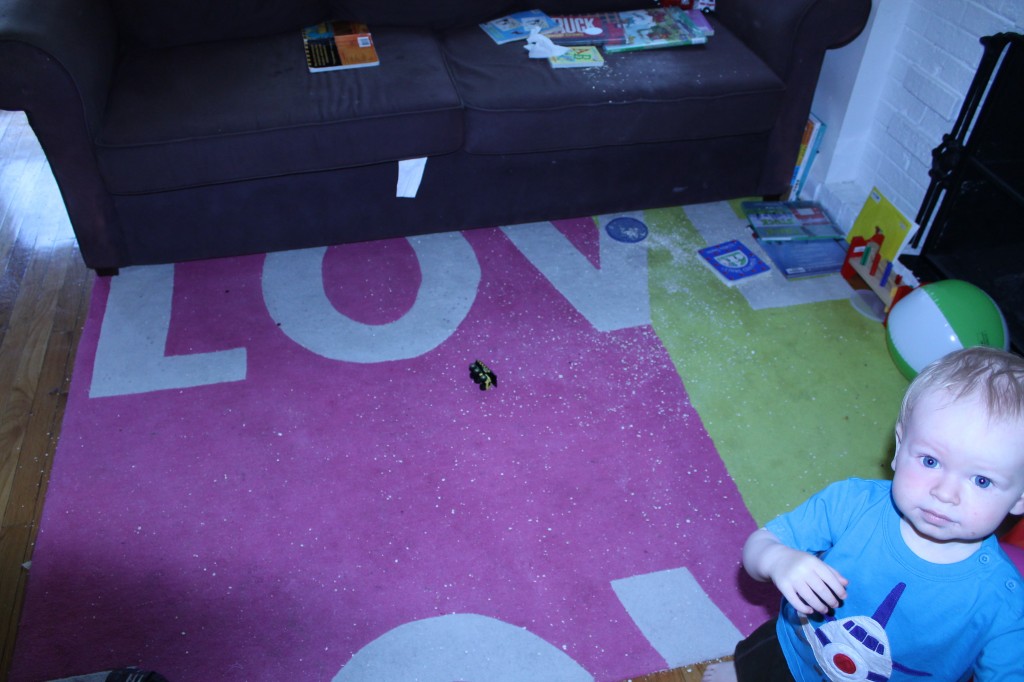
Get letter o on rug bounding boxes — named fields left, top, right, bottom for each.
left=333, top=613, right=594, bottom=681
left=263, top=233, right=481, bottom=363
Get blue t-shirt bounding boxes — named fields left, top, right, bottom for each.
left=765, top=478, right=1024, bottom=682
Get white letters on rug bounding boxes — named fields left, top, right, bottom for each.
left=334, top=568, right=744, bottom=678
left=90, top=264, right=247, bottom=398
left=333, top=614, right=594, bottom=681
left=501, top=214, right=651, bottom=332
left=612, top=567, right=743, bottom=666
left=262, top=232, right=480, bottom=363
left=89, top=219, right=649, bottom=397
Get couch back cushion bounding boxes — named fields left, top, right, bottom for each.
left=113, top=0, right=645, bottom=46
left=112, top=0, right=331, bottom=48
left=329, top=0, right=647, bottom=30
left=328, top=0, right=516, bottom=30
left=532, top=0, right=641, bottom=15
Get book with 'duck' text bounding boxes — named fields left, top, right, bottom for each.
left=544, top=12, right=626, bottom=45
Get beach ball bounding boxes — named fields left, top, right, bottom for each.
left=886, top=280, right=1009, bottom=380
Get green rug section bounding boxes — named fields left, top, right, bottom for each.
left=645, top=203, right=910, bottom=525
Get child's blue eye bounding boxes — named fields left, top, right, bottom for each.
left=922, top=456, right=939, bottom=468
left=973, top=476, right=992, bottom=489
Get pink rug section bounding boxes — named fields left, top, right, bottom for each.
left=13, top=221, right=772, bottom=681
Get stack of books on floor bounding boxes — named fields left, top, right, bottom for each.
left=742, top=200, right=848, bottom=280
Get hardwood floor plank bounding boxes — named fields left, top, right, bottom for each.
left=0, top=114, right=47, bottom=258
left=0, top=523, right=33, bottom=674
left=626, top=657, right=730, bottom=681
left=0, top=109, right=93, bottom=680
left=0, top=243, right=90, bottom=677
left=0, top=236, right=64, bottom=509
left=6, top=242, right=88, bottom=527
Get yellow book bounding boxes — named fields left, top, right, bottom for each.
left=847, top=187, right=915, bottom=263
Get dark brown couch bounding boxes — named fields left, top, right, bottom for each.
left=0, top=0, right=870, bottom=272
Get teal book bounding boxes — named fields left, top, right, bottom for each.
left=757, top=237, right=847, bottom=279
left=604, top=7, right=706, bottom=53
left=742, top=200, right=844, bottom=241
left=480, top=9, right=558, bottom=44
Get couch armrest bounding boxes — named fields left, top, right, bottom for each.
left=717, top=0, right=871, bottom=81
left=717, top=0, right=871, bottom=196
left=0, top=0, right=126, bottom=270
left=0, top=0, right=117, bottom=134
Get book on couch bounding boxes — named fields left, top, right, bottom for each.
left=548, top=45, right=606, bottom=68
left=544, top=12, right=626, bottom=46
left=302, top=21, right=380, bottom=71
left=604, top=7, right=707, bottom=53
left=480, top=9, right=559, bottom=44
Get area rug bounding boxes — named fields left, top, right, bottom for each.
left=12, top=213, right=786, bottom=682
left=644, top=203, right=908, bottom=524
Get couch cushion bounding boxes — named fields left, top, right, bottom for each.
left=443, top=16, right=786, bottom=155
left=111, top=0, right=331, bottom=48
left=97, top=27, right=463, bottom=195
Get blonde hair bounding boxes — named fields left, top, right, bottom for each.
left=897, top=346, right=1024, bottom=430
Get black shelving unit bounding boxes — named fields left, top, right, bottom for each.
left=903, top=32, right=1023, bottom=353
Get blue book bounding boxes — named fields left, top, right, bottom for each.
left=741, top=200, right=843, bottom=241
left=757, top=237, right=847, bottom=279
left=480, top=10, right=559, bottom=44
left=697, top=239, right=770, bottom=286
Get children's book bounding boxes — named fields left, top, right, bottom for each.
left=757, top=238, right=847, bottom=279
left=549, top=45, right=606, bottom=68
left=480, top=9, right=559, bottom=44
left=684, top=9, right=714, bottom=37
left=697, top=239, right=770, bottom=286
left=847, top=187, right=916, bottom=263
left=302, top=21, right=379, bottom=72
left=788, top=113, right=825, bottom=200
left=742, top=200, right=844, bottom=241
left=841, top=187, right=920, bottom=312
left=604, top=7, right=706, bottom=53
left=545, top=12, right=626, bottom=45
left=787, top=116, right=815, bottom=200
left=658, top=0, right=715, bottom=9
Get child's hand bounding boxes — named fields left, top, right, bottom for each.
left=742, top=528, right=848, bottom=616
left=765, top=548, right=848, bottom=615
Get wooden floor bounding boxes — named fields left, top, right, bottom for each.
left=0, top=109, right=724, bottom=681
left=0, top=109, right=96, bottom=678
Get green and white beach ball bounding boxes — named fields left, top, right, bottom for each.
left=886, top=280, right=1009, bottom=380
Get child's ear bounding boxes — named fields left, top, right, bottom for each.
left=891, top=424, right=904, bottom=472
left=1011, top=495, right=1024, bottom=516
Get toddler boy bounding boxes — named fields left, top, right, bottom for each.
left=705, top=346, right=1024, bottom=681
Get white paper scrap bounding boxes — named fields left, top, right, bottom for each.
left=524, top=27, right=569, bottom=58
left=396, top=157, right=427, bottom=198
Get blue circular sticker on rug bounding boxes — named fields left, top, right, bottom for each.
left=605, top=217, right=649, bottom=243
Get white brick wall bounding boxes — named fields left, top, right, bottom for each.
left=809, top=0, right=1023, bottom=230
